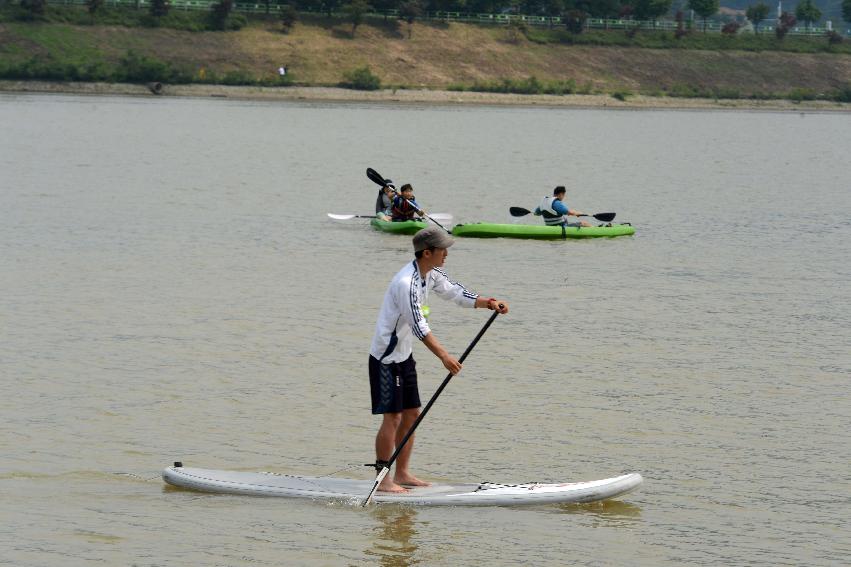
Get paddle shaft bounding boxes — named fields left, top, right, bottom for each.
left=509, top=207, right=615, bottom=223
left=329, top=213, right=453, bottom=221
left=399, top=196, right=450, bottom=233
left=366, top=168, right=451, bottom=233
left=389, top=308, right=500, bottom=465
left=361, top=308, right=501, bottom=506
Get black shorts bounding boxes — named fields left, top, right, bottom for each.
left=369, top=354, right=421, bottom=414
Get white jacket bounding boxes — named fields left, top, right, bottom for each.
left=370, top=260, right=478, bottom=363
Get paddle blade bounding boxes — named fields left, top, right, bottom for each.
left=327, top=213, right=358, bottom=220
left=366, top=168, right=386, bottom=187
left=361, top=467, right=389, bottom=507
left=593, top=212, right=616, bottom=222
left=509, top=207, right=532, bottom=217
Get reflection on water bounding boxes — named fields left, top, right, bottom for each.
left=556, top=499, right=642, bottom=522
left=364, top=505, right=419, bottom=567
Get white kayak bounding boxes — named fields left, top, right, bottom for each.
left=162, top=464, right=643, bottom=506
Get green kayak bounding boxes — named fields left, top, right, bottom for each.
left=451, top=222, right=635, bottom=240
left=370, top=217, right=428, bottom=235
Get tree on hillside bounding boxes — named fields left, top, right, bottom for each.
left=581, top=0, right=621, bottom=20
left=844, top=0, right=851, bottom=26
left=280, top=4, right=298, bottom=32
left=464, top=0, right=499, bottom=12
left=321, top=0, right=342, bottom=18
left=721, top=21, right=740, bottom=35
left=745, top=2, right=770, bottom=34
left=149, top=0, right=170, bottom=18
left=371, top=0, right=397, bottom=20
left=20, top=0, right=46, bottom=17
left=674, top=9, right=688, bottom=38
left=775, top=11, right=796, bottom=39
left=562, top=9, right=588, bottom=32
left=795, top=0, right=821, bottom=30
left=86, top=0, right=103, bottom=15
left=433, top=0, right=462, bottom=12
left=688, top=0, right=719, bottom=32
left=634, top=0, right=672, bottom=23
left=210, top=0, right=233, bottom=30
left=86, top=0, right=104, bottom=15
left=618, top=3, right=638, bottom=34
left=344, top=0, right=372, bottom=37
left=618, top=3, right=634, bottom=20
left=398, top=0, right=422, bottom=38
left=544, top=0, right=565, bottom=27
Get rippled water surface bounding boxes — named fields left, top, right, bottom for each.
left=2, top=93, right=849, bottom=566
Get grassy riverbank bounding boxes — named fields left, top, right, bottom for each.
left=2, top=7, right=851, bottom=103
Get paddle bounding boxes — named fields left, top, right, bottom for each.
left=366, top=167, right=451, bottom=234
left=328, top=213, right=453, bottom=221
left=509, top=207, right=616, bottom=223
left=328, top=214, right=378, bottom=220
left=361, top=307, right=503, bottom=507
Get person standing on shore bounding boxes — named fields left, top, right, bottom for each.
left=368, top=226, right=509, bottom=493
left=534, top=185, right=592, bottom=227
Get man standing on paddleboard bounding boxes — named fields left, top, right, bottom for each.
left=368, top=225, right=509, bottom=493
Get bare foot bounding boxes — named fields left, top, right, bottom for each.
left=377, top=478, right=409, bottom=493
left=394, top=474, right=431, bottom=487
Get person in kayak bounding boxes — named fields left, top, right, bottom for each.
left=534, top=185, right=592, bottom=227
left=375, top=179, right=395, bottom=221
left=391, top=184, right=425, bottom=222
left=369, top=225, right=509, bottom=493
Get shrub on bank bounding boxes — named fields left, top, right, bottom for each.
left=786, top=87, right=818, bottom=101
left=0, top=51, right=188, bottom=83
left=0, top=48, right=302, bottom=87
left=0, top=56, right=110, bottom=81
left=449, top=77, right=579, bottom=95
left=339, top=66, right=381, bottom=90
left=835, top=85, right=851, bottom=102
left=112, top=50, right=189, bottom=83
left=220, top=69, right=254, bottom=85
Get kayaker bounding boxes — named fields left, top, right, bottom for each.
left=391, top=184, right=425, bottom=222
left=375, top=180, right=395, bottom=220
left=534, top=186, right=592, bottom=227
left=368, top=225, right=509, bottom=493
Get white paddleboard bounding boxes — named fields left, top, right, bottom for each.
left=162, top=464, right=642, bottom=506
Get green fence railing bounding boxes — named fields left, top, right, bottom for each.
left=43, top=0, right=848, bottom=37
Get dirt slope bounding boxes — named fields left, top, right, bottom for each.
left=3, top=18, right=851, bottom=94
